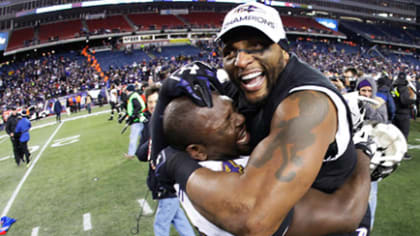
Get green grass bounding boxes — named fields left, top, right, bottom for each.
left=0, top=108, right=419, bottom=235
left=371, top=119, right=420, bottom=236
left=0, top=107, right=172, bottom=236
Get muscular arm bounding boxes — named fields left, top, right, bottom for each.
left=186, top=91, right=337, bottom=235
left=286, top=149, right=371, bottom=236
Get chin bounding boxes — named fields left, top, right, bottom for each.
left=246, top=93, right=268, bottom=104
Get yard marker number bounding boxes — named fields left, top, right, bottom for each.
left=51, top=135, right=80, bottom=148
left=83, top=213, right=92, bottom=231
left=31, top=227, right=39, bottom=236
left=137, top=199, right=153, bottom=215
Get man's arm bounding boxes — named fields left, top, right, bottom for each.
left=286, top=149, right=371, bottom=236
left=186, top=91, right=337, bottom=235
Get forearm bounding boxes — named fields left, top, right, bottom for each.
left=286, top=150, right=371, bottom=236
left=186, top=167, right=280, bottom=235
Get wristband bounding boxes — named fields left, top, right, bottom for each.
left=165, top=147, right=202, bottom=190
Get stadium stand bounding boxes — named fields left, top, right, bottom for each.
left=127, top=13, right=184, bottom=30
left=39, top=20, right=83, bottom=43
left=6, top=28, right=35, bottom=51
left=86, top=15, right=133, bottom=34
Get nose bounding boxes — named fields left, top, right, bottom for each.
left=234, top=51, right=253, bottom=68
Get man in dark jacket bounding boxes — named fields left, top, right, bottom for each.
left=53, top=98, right=63, bottom=123
left=391, top=72, right=417, bottom=160
left=15, top=110, right=31, bottom=167
left=5, top=106, right=20, bottom=166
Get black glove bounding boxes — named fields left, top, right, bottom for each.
left=118, top=113, right=127, bottom=123
left=154, top=146, right=202, bottom=191
left=162, top=61, right=225, bottom=108
left=126, top=115, right=137, bottom=125
left=150, top=61, right=225, bottom=163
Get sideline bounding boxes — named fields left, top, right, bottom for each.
left=1, top=122, right=64, bottom=217
left=1, top=109, right=110, bottom=217
left=0, top=110, right=110, bottom=140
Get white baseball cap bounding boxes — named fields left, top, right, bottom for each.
left=216, top=2, right=286, bottom=43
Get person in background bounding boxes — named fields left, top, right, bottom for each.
left=5, top=106, right=20, bottom=166
left=343, top=67, right=358, bottom=91
left=376, top=75, right=396, bottom=123
left=15, top=110, right=32, bottom=167
left=356, top=76, right=388, bottom=122
left=85, top=94, right=92, bottom=114
left=136, top=84, right=196, bottom=236
left=416, top=75, right=420, bottom=118
left=391, top=72, right=417, bottom=160
left=53, top=98, right=63, bottom=123
left=108, top=84, right=120, bottom=121
left=355, top=76, right=387, bottom=231
left=124, top=84, right=146, bottom=159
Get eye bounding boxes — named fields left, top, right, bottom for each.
left=223, top=48, right=235, bottom=60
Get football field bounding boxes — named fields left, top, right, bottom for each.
left=0, top=106, right=419, bottom=236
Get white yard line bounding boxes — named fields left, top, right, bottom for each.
left=31, top=227, right=39, bottom=236
left=137, top=198, right=153, bottom=215
left=0, top=156, right=11, bottom=161
left=1, top=122, right=63, bottom=217
left=0, top=137, right=7, bottom=144
left=1, top=109, right=110, bottom=218
left=83, top=213, right=92, bottom=231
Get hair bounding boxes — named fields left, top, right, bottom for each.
left=344, top=67, right=357, bottom=76
left=144, top=84, right=161, bottom=100
left=163, top=97, right=205, bottom=150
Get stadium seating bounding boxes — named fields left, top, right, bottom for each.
left=39, top=20, right=82, bottom=43
left=127, top=13, right=184, bottom=30
left=180, top=12, right=225, bottom=28
left=86, top=15, right=133, bottom=34
left=6, top=27, right=35, bottom=51
left=94, top=50, right=151, bottom=70
left=153, top=45, right=201, bottom=59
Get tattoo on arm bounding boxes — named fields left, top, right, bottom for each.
left=250, top=91, right=330, bottom=182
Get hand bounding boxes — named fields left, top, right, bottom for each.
left=126, top=115, right=137, bottom=125
left=163, top=61, right=224, bottom=107
left=118, top=113, right=127, bottom=123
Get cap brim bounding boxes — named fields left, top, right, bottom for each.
left=216, top=25, right=275, bottom=44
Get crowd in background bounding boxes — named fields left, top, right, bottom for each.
left=0, top=39, right=419, bottom=129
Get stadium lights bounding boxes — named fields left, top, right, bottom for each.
left=16, top=0, right=312, bottom=18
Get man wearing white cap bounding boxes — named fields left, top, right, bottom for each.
left=154, top=2, right=371, bottom=236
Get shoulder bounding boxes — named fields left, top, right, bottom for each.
left=271, top=90, right=337, bottom=138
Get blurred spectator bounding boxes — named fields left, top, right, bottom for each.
left=376, top=76, right=396, bottom=122
left=85, top=94, right=92, bottom=114
left=391, top=72, right=417, bottom=160
left=15, top=110, right=32, bottom=167
left=53, top=98, right=63, bottom=123
left=5, top=106, right=20, bottom=166
left=124, top=84, right=146, bottom=159
left=355, top=76, right=387, bottom=230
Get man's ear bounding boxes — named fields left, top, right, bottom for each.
left=186, top=144, right=208, bottom=161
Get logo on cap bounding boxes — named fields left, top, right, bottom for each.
left=234, top=4, right=264, bottom=14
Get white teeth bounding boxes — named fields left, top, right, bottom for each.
left=242, top=72, right=262, bottom=81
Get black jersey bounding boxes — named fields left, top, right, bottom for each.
left=225, top=54, right=368, bottom=235
left=227, top=54, right=357, bottom=193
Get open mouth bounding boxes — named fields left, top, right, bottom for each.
left=237, top=126, right=250, bottom=145
left=240, top=71, right=265, bottom=92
